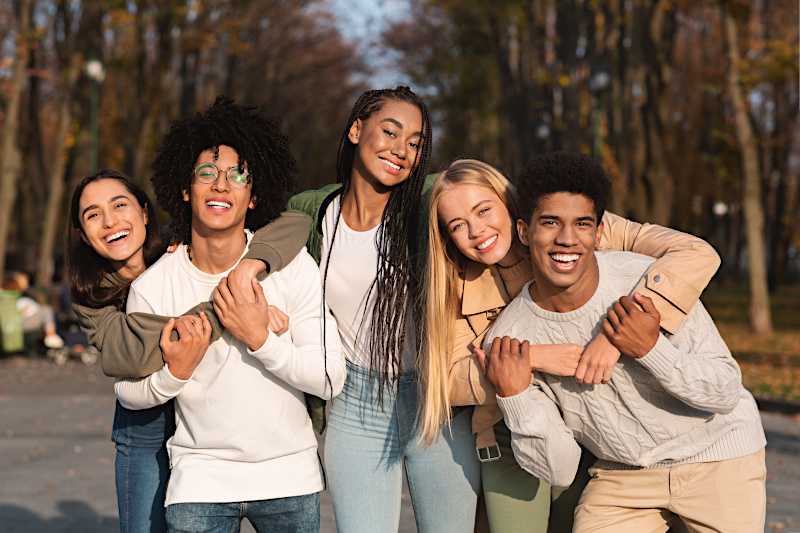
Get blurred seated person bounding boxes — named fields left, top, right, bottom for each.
left=2, top=272, right=65, bottom=351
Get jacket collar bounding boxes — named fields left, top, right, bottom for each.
left=459, top=260, right=510, bottom=316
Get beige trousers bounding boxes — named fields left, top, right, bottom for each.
left=573, top=449, right=766, bottom=533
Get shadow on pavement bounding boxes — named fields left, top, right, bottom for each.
left=0, top=500, right=117, bottom=533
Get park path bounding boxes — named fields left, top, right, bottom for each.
left=0, top=358, right=797, bottom=533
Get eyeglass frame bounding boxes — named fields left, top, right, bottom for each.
left=192, top=162, right=251, bottom=189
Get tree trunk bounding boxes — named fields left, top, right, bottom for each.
left=0, top=0, right=30, bottom=281
left=35, top=57, right=81, bottom=288
left=723, top=6, right=773, bottom=335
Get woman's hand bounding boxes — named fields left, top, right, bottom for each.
left=267, top=305, right=289, bottom=335
left=575, top=332, right=620, bottom=384
left=213, top=277, right=270, bottom=351
left=530, top=343, right=582, bottom=377
left=160, top=312, right=212, bottom=380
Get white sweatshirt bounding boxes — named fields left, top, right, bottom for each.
left=114, top=237, right=345, bottom=505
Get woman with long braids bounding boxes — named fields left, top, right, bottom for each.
left=67, top=100, right=313, bottom=533
left=421, top=159, right=722, bottom=532
left=278, top=86, right=480, bottom=532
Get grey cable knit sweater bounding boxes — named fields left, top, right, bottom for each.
left=486, top=251, right=766, bottom=488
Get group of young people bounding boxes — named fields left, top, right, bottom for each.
left=64, top=86, right=766, bottom=533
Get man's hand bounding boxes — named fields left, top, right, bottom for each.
left=531, top=344, right=582, bottom=377
left=213, top=277, right=270, bottom=351
left=474, top=336, right=533, bottom=398
left=575, top=333, right=620, bottom=384
left=225, top=258, right=269, bottom=304
left=603, top=293, right=661, bottom=359
left=160, top=312, right=212, bottom=380
left=267, top=305, right=289, bottom=335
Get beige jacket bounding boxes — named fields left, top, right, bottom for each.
left=447, top=212, right=722, bottom=448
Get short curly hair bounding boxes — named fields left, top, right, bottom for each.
left=151, top=96, right=297, bottom=244
left=515, top=152, right=610, bottom=223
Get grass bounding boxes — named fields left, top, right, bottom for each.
left=704, top=283, right=800, bottom=402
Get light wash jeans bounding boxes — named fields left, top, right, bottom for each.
left=112, top=400, right=175, bottom=533
left=324, top=362, right=480, bottom=533
left=165, top=493, right=320, bottom=533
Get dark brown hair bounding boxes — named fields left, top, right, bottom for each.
left=66, top=169, right=163, bottom=309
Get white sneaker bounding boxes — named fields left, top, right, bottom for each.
left=44, top=334, right=65, bottom=350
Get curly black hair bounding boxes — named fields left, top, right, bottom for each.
left=515, top=152, right=610, bottom=223
left=151, top=96, right=297, bottom=244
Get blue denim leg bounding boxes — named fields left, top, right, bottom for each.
left=165, top=502, right=241, bottom=533
left=325, top=363, right=404, bottom=532
left=245, top=493, right=320, bottom=533
left=113, top=400, right=175, bottom=533
left=324, top=362, right=480, bottom=533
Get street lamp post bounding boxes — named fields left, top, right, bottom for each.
left=85, top=59, right=105, bottom=171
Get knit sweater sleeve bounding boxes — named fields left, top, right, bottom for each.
left=497, top=382, right=582, bottom=488
left=636, top=301, right=743, bottom=414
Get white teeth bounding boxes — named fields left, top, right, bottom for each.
left=383, top=160, right=401, bottom=170
left=106, top=230, right=129, bottom=243
left=207, top=201, right=231, bottom=208
left=551, top=253, right=579, bottom=263
left=477, top=235, right=497, bottom=250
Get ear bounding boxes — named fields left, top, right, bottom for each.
left=142, top=206, right=149, bottom=226
left=595, top=220, right=604, bottom=248
left=516, top=219, right=530, bottom=246
left=347, top=119, right=362, bottom=144
left=249, top=196, right=256, bottom=210
left=182, top=190, right=189, bottom=202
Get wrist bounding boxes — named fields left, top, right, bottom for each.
left=246, top=328, right=269, bottom=352
left=167, top=362, right=194, bottom=380
left=496, top=381, right=529, bottom=398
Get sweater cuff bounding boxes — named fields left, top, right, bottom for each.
left=156, top=365, right=190, bottom=396
left=637, top=334, right=680, bottom=379
left=243, top=242, right=280, bottom=273
left=247, top=331, right=290, bottom=369
left=497, top=386, right=547, bottom=438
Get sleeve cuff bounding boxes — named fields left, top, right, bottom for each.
left=497, top=386, right=547, bottom=437
left=247, top=331, right=290, bottom=368
left=156, top=365, right=190, bottom=396
left=243, top=243, right=280, bottom=273
left=637, top=334, right=680, bottom=379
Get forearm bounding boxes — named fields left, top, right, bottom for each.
left=600, top=212, right=720, bottom=333
left=113, top=366, right=187, bottom=410
left=497, top=385, right=582, bottom=487
left=244, top=211, right=312, bottom=272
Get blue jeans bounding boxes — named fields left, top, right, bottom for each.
left=324, top=362, right=480, bottom=533
left=113, top=400, right=176, bottom=533
left=165, top=493, right=320, bottom=533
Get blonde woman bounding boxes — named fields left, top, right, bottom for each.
left=421, top=159, right=721, bottom=532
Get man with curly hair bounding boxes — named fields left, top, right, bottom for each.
left=113, top=97, right=345, bottom=533
left=479, top=152, right=766, bottom=533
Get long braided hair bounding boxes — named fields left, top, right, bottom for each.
left=326, top=86, right=433, bottom=401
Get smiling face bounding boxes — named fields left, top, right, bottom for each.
left=517, top=192, right=602, bottom=299
left=185, top=144, right=255, bottom=235
left=437, top=183, right=515, bottom=265
left=349, top=99, right=423, bottom=190
left=79, top=178, right=148, bottom=267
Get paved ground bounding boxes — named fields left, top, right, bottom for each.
left=0, top=356, right=797, bottom=533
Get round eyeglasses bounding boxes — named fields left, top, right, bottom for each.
left=193, top=162, right=251, bottom=189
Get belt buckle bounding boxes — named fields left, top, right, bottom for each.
left=476, top=444, right=502, bottom=463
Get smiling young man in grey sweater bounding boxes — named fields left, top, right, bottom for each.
left=479, top=153, right=766, bottom=533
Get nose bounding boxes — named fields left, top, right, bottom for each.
left=390, top=138, right=407, bottom=160
left=102, top=208, right=118, bottom=229
left=468, top=218, right=485, bottom=239
left=211, top=170, right=230, bottom=192
left=554, top=223, right=577, bottom=246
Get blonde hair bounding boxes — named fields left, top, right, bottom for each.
left=420, top=159, right=519, bottom=444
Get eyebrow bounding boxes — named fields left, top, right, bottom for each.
left=537, top=214, right=597, bottom=223
left=381, top=118, right=422, bottom=138
left=81, top=194, right=130, bottom=218
left=445, top=199, right=493, bottom=226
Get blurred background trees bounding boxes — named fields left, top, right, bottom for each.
left=0, top=0, right=798, bottom=335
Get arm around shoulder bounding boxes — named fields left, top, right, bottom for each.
left=599, top=212, right=721, bottom=333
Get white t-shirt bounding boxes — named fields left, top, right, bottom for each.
left=114, top=232, right=345, bottom=506
left=319, top=197, right=416, bottom=374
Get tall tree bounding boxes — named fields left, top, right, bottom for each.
left=722, top=1, right=773, bottom=334
left=0, top=0, right=30, bottom=282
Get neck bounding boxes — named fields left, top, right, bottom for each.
left=188, top=223, right=247, bottom=274
left=340, top=170, right=392, bottom=230
left=497, top=241, right=526, bottom=268
left=528, top=256, right=600, bottom=313
left=113, top=252, right=146, bottom=281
